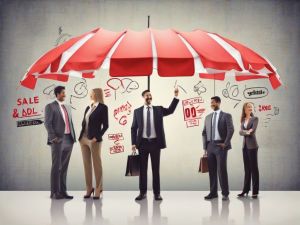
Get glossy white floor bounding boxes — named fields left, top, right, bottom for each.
left=0, top=191, right=299, bottom=225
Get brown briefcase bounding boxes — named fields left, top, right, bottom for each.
left=199, top=154, right=208, bottom=173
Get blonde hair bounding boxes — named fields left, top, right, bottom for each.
left=92, top=88, right=104, bottom=104
left=241, top=102, right=254, bottom=123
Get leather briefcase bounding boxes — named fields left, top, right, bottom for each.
left=199, top=154, right=208, bottom=173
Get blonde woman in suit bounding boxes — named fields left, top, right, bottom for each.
left=238, top=102, right=259, bottom=199
left=79, top=88, right=109, bottom=199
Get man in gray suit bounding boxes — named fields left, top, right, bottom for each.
left=202, top=96, right=234, bottom=201
left=44, top=86, right=76, bottom=199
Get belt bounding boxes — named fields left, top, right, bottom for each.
left=209, top=140, right=224, bottom=144
left=142, top=138, right=157, bottom=142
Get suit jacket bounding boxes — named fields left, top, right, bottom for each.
left=239, top=116, right=259, bottom=149
left=202, top=111, right=234, bottom=151
left=131, top=98, right=179, bottom=149
left=44, top=101, right=76, bottom=145
left=78, top=103, right=109, bottom=142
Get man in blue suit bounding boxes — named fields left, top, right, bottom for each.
left=131, top=88, right=179, bottom=201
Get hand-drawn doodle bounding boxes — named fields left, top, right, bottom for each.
left=12, top=96, right=44, bottom=127
left=12, top=96, right=42, bottom=119
left=243, top=86, right=269, bottom=99
left=106, top=78, right=139, bottom=100
left=263, top=114, right=274, bottom=128
left=182, top=97, right=205, bottom=128
left=222, top=82, right=241, bottom=108
left=43, top=84, right=56, bottom=99
left=43, top=79, right=88, bottom=110
left=274, top=106, right=279, bottom=115
left=113, top=101, right=132, bottom=126
left=104, top=88, right=111, bottom=98
left=258, top=105, right=280, bottom=127
left=174, top=80, right=187, bottom=94
left=55, top=26, right=72, bottom=46
left=108, top=133, right=125, bottom=154
left=69, top=78, right=88, bottom=110
left=193, top=81, right=207, bottom=96
left=259, top=104, right=272, bottom=112
left=17, top=118, right=44, bottom=127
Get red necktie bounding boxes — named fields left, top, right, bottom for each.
left=61, top=104, right=71, bottom=134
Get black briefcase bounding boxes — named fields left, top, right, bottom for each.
left=125, top=153, right=140, bottom=176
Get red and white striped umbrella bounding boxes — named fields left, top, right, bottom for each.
left=20, top=27, right=282, bottom=90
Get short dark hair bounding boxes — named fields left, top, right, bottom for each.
left=211, top=96, right=221, bottom=103
left=142, top=89, right=151, bottom=96
left=54, top=86, right=65, bottom=97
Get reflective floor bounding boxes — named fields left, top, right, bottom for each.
left=0, top=191, right=299, bottom=225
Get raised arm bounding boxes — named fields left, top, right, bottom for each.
left=162, top=97, right=179, bottom=116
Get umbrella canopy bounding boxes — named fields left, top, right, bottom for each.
left=20, top=27, right=282, bottom=90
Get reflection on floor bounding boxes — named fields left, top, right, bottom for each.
left=0, top=191, right=299, bottom=225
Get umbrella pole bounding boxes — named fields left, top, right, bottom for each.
left=147, top=15, right=151, bottom=90
left=214, top=79, right=215, bottom=96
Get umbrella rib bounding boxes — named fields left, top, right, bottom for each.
left=150, top=30, right=158, bottom=71
left=207, top=33, right=246, bottom=72
left=176, top=33, right=207, bottom=74
left=100, top=33, right=126, bottom=70
left=57, top=32, right=95, bottom=72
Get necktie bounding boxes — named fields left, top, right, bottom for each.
left=211, top=112, right=217, bottom=141
left=146, top=106, right=151, bottom=138
left=61, top=104, right=71, bottom=134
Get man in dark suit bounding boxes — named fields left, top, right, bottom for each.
left=202, top=96, right=234, bottom=201
left=44, top=86, right=76, bottom=199
left=131, top=88, right=179, bottom=201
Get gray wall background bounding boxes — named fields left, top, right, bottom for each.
left=0, top=0, right=299, bottom=190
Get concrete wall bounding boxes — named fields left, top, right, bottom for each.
left=0, top=0, right=299, bottom=190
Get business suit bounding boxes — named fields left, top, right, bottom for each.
left=202, top=110, right=234, bottom=197
left=44, top=100, right=76, bottom=196
left=239, top=116, right=259, bottom=195
left=131, top=98, right=179, bottom=195
left=79, top=103, right=109, bottom=193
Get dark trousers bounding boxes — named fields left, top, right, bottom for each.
left=242, top=146, right=259, bottom=195
left=50, top=134, right=74, bottom=194
left=207, top=142, right=229, bottom=196
left=139, top=138, right=161, bottom=195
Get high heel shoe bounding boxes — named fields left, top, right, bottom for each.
left=84, top=188, right=94, bottom=198
left=93, top=190, right=103, bottom=200
left=237, top=191, right=249, bottom=197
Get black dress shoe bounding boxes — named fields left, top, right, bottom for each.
left=237, top=191, right=249, bottom=198
left=204, top=194, right=218, bottom=200
left=252, top=194, right=258, bottom=199
left=61, top=193, right=74, bottom=199
left=222, top=195, right=229, bottom=201
left=51, top=193, right=64, bottom=199
left=154, top=194, right=163, bottom=201
left=135, top=193, right=147, bottom=201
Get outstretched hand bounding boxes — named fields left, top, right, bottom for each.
left=174, top=87, right=179, bottom=97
